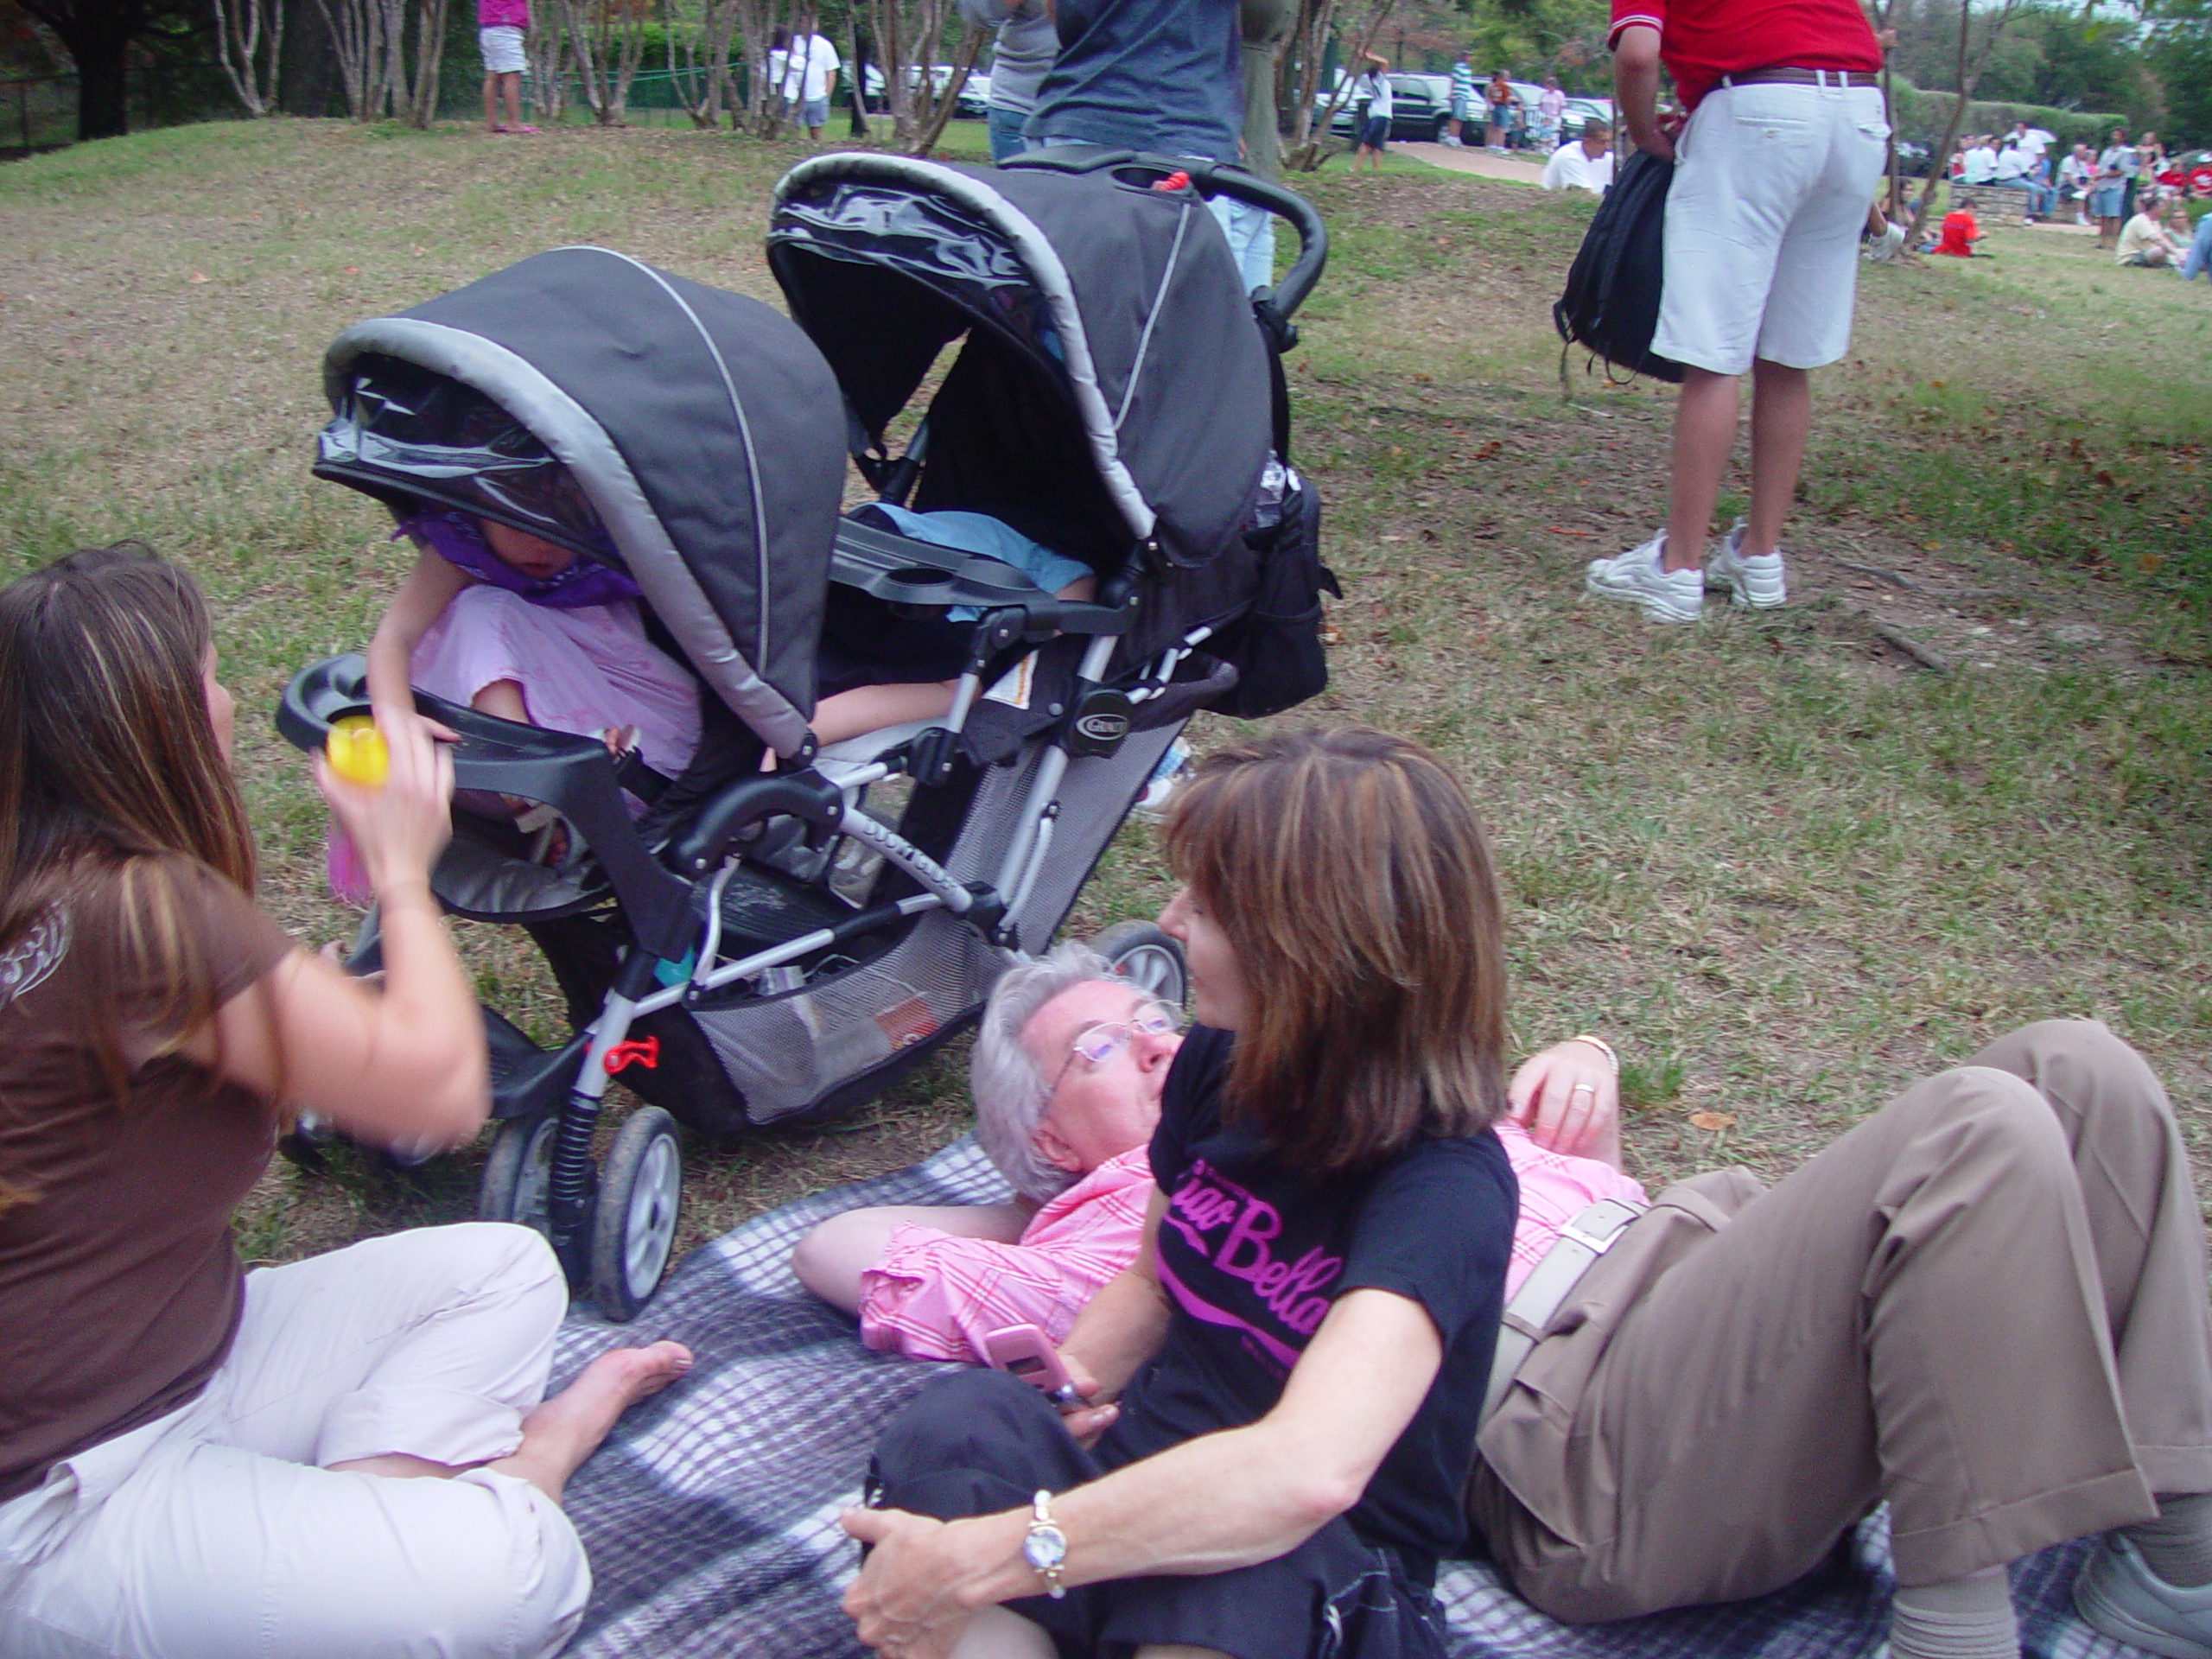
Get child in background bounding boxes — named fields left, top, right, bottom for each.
left=1933, top=195, right=1983, bottom=257
left=479, top=0, right=535, bottom=134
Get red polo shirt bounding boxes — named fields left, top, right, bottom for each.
left=1608, top=0, right=1881, bottom=112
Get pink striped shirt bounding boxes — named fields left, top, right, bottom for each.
left=1494, top=1119, right=1647, bottom=1298
left=858, top=1148, right=1155, bottom=1363
left=855, top=1125, right=1645, bottom=1363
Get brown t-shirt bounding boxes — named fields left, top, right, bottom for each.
left=0, top=861, right=293, bottom=1502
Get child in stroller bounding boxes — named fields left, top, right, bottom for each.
left=359, top=457, right=1100, bottom=849
left=283, top=151, right=1332, bottom=1323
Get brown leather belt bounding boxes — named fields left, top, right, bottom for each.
left=1719, top=67, right=1883, bottom=88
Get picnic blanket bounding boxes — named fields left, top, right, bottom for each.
left=552, top=1137, right=2127, bottom=1658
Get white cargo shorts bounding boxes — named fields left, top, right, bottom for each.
left=1653, top=79, right=1889, bottom=375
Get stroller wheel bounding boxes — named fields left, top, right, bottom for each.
left=1090, top=921, right=1189, bottom=1012
left=588, top=1107, right=683, bottom=1321
left=480, top=1114, right=559, bottom=1236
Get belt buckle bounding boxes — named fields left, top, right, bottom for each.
left=1559, top=1199, right=1641, bottom=1255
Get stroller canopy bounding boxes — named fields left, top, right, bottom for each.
left=317, top=247, right=845, bottom=757
left=767, top=155, right=1273, bottom=575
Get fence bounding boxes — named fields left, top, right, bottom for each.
left=0, top=68, right=209, bottom=156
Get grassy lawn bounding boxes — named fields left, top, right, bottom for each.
left=3, top=117, right=2208, bottom=1274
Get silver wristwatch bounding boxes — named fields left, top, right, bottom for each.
left=1022, top=1490, right=1069, bottom=1599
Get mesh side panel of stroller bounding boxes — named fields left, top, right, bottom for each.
left=688, top=725, right=1178, bottom=1125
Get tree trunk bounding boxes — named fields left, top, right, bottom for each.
left=907, top=21, right=981, bottom=156
left=847, top=18, right=868, bottom=137
left=71, top=28, right=131, bottom=136
left=402, top=0, right=448, bottom=126
left=1287, top=0, right=1390, bottom=172
left=214, top=0, right=286, bottom=115
left=1906, top=0, right=2018, bottom=245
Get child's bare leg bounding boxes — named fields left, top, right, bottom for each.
left=486, top=1341, right=692, bottom=1507
left=502, top=71, right=524, bottom=130
left=473, top=678, right=529, bottom=723
left=484, top=73, right=502, bottom=131
left=812, top=681, right=958, bottom=747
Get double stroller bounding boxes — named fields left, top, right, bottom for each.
left=278, top=149, right=1334, bottom=1319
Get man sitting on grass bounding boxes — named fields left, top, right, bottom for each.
left=2117, top=192, right=2186, bottom=269
left=1541, top=120, right=1617, bottom=194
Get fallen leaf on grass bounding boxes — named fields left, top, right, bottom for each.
left=1688, top=1111, right=1735, bottom=1132
left=188, top=272, right=210, bottom=284
left=342, top=265, right=359, bottom=275
left=1546, top=524, right=1592, bottom=537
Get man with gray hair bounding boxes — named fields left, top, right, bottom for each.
left=792, top=942, right=1175, bottom=1360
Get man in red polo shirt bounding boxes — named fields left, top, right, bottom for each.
left=1581, top=0, right=1885, bottom=623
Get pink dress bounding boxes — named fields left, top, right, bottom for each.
left=851, top=1126, right=1648, bottom=1363
left=324, top=583, right=702, bottom=904
left=411, top=582, right=702, bottom=779
left=857, top=1148, right=1155, bottom=1363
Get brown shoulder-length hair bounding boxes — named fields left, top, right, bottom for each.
left=0, top=543, right=257, bottom=1102
left=1160, top=727, right=1509, bottom=1174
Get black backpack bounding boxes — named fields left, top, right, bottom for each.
left=1553, top=149, right=1684, bottom=384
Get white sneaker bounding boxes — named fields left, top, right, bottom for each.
left=2076, top=1533, right=2212, bottom=1659
left=1586, top=531, right=1703, bottom=623
left=1704, top=521, right=1787, bottom=609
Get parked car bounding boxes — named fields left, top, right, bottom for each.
left=1560, top=95, right=1613, bottom=135
left=1321, top=72, right=1455, bottom=143
left=856, top=63, right=985, bottom=116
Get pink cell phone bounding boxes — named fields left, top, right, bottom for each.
left=982, top=1324, right=1080, bottom=1407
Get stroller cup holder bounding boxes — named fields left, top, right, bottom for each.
left=276, top=655, right=696, bottom=961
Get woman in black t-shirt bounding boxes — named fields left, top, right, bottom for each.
left=846, top=728, right=1517, bottom=1659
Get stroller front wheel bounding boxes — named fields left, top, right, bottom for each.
left=479, top=1114, right=558, bottom=1236
left=1091, top=921, right=1189, bottom=1012
left=589, top=1107, right=683, bottom=1320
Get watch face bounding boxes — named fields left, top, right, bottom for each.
left=1023, top=1522, right=1069, bottom=1572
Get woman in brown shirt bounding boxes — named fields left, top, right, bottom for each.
left=0, top=545, right=689, bottom=1659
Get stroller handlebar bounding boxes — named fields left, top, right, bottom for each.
left=999, top=147, right=1329, bottom=322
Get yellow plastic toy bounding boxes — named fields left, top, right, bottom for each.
left=326, top=715, right=390, bottom=788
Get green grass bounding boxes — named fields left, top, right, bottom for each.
left=2, top=120, right=2209, bottom=1265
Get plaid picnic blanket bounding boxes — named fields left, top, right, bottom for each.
left=553, top=1138, right=2124, bottom=1659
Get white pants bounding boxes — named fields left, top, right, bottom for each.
left=1653, top=80, right=1890, bottom=375
left=0, top=1224, right=588, bottom=1659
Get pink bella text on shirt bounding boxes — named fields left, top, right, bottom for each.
left=1159, top=1158, right=1343, bottom=1374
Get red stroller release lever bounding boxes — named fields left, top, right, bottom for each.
left=604, top=1036, right=660, bottom=1074
left=1152, top=171, right=1192, bottom=193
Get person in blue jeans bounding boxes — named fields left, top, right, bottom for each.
left=2183, top=208, right=2212, bottom=283
left=1021, top=0, right=1280, bottom=292
left=962, top=0, right=1056, bottom=163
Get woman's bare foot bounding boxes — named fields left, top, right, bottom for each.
left=487, top=1340, right=692, bottom=1505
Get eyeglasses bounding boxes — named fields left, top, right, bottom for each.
left=1046, top=1000, right=1179, bottom=1103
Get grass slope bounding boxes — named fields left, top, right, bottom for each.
left=2, top=119, right=2207, bottom=1269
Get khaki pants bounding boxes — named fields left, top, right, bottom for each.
left=1470, top=1020, right=2212, bottom=1620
